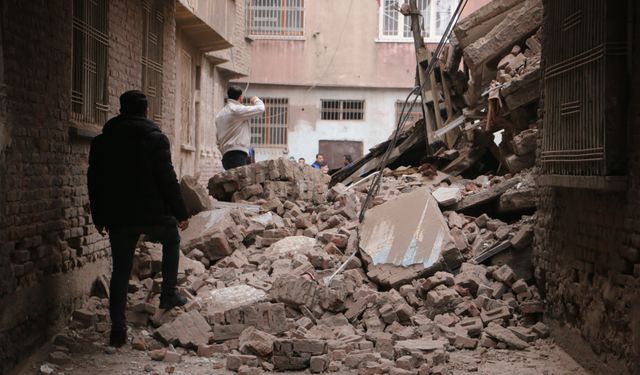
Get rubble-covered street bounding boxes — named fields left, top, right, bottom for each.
left=16, top=158, right=584, bottom=375
left=6, top=0, right=597, bottom=374
left=3, top=0, right=638, bottom=374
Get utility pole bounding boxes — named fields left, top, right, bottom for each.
left=405, top=0, right=434, bottom=148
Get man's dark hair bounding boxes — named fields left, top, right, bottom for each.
left=227, top=86, right=243, bottom=101
left=316, top=153, right=323, bottom=158
left=120, top=90, right=148, bottom=116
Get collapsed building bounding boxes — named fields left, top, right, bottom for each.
left=55, top=159, right=542, bottom=374
left=2, top=0, right=639, bottom=374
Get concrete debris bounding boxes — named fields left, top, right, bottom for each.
left=432, top=186, right=463, bottom=206
left=180, top=174, right=214, bottom=216
left=60, top=139, right=546, bottom=373
left=239, top=327, right=277, bottom=357
left=360, top=186, right=462, bottom=289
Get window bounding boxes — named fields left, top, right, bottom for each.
left=245, top=0, right=304, bottom=38
left=378, top=0, right=456, bottom=42
left=395, top=100, right=422, bottom=125
left=142, top=0, right=164, bottom=124
left=539, top=0, right=628, bottom=190
left=179, top=50, right=193, bottom=145
left=245, top=98, right=289, bottom=147
left=321, top=100, right=365, bottom=121
left=71, top=0, right=109, bottom=124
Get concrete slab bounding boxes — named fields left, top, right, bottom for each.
left=360, top=187, right=455, bottom=268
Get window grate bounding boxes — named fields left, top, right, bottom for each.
left=244, top=98, right=289, bottom=147
left=179, top=50, right=193, bottom=145
left=246, top=0, right=304, bottom=38
left=379, top=0, right=455, bottom=41
left=540, top=0, right=628, bottom=180
left=142, top=0, right=164, bottom=124
left=71, top=0, right=109, bottom=124
left=321, top=100, right=365, bottom=121
left=395, top=100, right=422, bottom=126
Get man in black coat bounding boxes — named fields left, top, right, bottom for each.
left=88, top=90, right=190, bottom=347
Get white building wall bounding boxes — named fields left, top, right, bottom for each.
left=244, top=85, right=413, bottom=164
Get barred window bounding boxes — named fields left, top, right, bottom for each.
left=179, top=50, right=193, bottom=145
left=321, top=100, right=365, bottom=121
left=246, top=0, right=304, bottom=38
left=395, top=100, right=422, bottom=125
left=539, top=0, right=628, bottom=189
left=71, top=0, right=109, bottom=124
left=142, top=0, right=164, bottom=124
left=244, top=98, right=289, bottom=147
left=379, top=0, right=456, bottom=42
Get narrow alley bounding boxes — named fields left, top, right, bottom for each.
left=0, top=1, right=638, bottom=375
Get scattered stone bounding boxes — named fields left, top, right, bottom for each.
left=161, top=350, right=181, bottom=363
left=484, top=323, right=529, bottom=350
left=239, top=327, right=276, bottom=357
left=48, top=351, right=71, bottom=366
left=227, top=354, right=259, bottom=371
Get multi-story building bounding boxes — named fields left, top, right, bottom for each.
left=235, top=0, right=488, bottom=168
left=0, top=1, right=249, bottom=371
left=174, top=0, right=251, bottom=184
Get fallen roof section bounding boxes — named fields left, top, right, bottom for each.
left=359, top=186, right=463, bottom=289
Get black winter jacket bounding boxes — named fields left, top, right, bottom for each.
left=88, top=115, right=189, bottom=228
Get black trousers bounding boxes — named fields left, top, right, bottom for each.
left=222, top=150, right=249, bottom=170
left=108, top=222, right=180, bottom=331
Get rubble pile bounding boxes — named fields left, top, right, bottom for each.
left=39, top=157, right=546, bottom=375
left=208, top=158, right=331, bottom=204
left=333, top=0, right=543, bottom=189
left=448, top=0, right=543, bottom=175
left=40, top=2, right=551, bottom=374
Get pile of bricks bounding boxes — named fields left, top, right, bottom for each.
left=207, top=158, right=331, bottom=204
left=51, top=159, right=547, bottom=375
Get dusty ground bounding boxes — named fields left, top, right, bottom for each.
left=12, top=335, right=589, bottom=375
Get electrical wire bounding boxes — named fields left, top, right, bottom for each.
left=357, top=0, right=469, bottom=247
left=325, top=0, right=468, bottom=285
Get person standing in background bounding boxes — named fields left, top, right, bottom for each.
left=216, top=86, right=265, bottom=170
left=311, top=153, right=324, bottom=169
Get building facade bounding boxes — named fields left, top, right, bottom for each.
left=0, top=0, right=247, bottom=371
left=235, top=0, right=489, bottom=169
left=534, top=1, right=640, bottom=373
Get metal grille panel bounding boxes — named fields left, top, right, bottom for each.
left=379, top=0, right=454, bottom=40
left=395, top=100, right=422, bottom=126
left=142, top=0, right=164, bottom=124
left=321, top=100, right=365, bottom=121
left=540, top=0, right=628, bottom=178
left=246, top=98, right=289, bottom=147
left=179, top=50, right=193, bottom=145
left=71, top=0, right=109, bottom=124
left=246, top=0, right=304, bottom=37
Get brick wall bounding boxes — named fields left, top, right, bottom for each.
left=197, top=59, right=224, bottom=186
left=0, top=0, right=176, bottom=371
left=533, top=2, right=640, bottom=373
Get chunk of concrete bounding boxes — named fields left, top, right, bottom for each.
left=180, top=175, right=214, bottom=216
left=360, top=187, right=461, bottom=289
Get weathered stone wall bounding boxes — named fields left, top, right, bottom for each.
left=533, top=2, right=640, bottom=373
left=0, top=0, right=176, bottom=371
